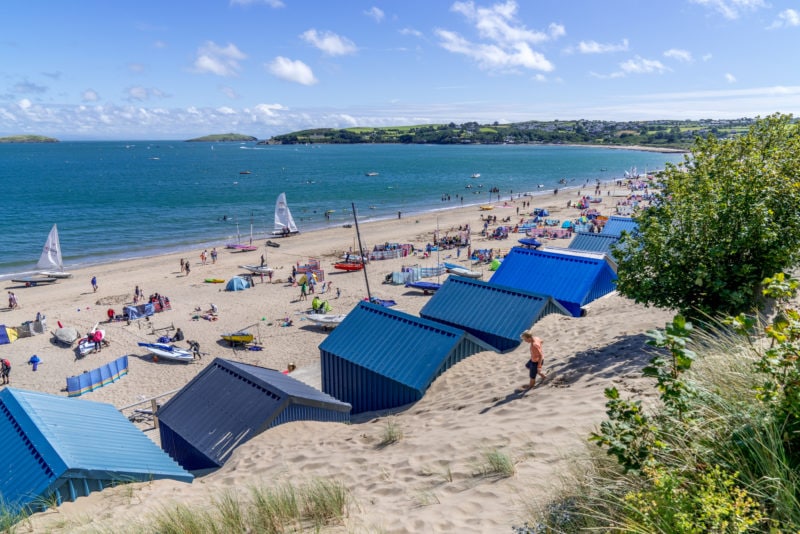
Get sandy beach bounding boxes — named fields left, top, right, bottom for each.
left=3, top=185, right=673, bottom=532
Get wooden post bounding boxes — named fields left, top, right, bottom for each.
left=151, top=398, right=159, bottom=429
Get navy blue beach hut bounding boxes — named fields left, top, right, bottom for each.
left=157, top=358, right=351, bottom=471
left=319, top=301, right=493, bottom=414
left=0, top=388, right=192, bottom=514
left=489, top=247, right=618, bottom=317
left=419, top=276, right=570, bottom=352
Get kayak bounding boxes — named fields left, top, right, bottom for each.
left=204, top=278, right=225, bottom=283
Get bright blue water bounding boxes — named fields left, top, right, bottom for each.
left=0, top=142, right=684, bottom=277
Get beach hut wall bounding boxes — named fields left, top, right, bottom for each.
left=319, top=301, right=492, bottom=414
left=489, top=247, right=618, bottom=317
left=0, top=388, right=192, bottom=515
left=156, top=358, right=351, bottom=471
left=601, top=216, right=638, bottom=237
left=419, top=276, right=570, bottom=353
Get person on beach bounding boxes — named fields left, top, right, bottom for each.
left=180, top=258, right=185, bottom=275
left=211, top=247, right=217, bottom=264
left=8, top=292, right=18, bottom=309
left=299, top=280, right=308, bottom=301
left=171, top=327, right=185, bottom=342
left=184, top=261, right=191, bottom=276
left=1, top=358, right=11, bottom=384
left=520, top=329, right=546, bottom=390
left=28, top=354, right=40, bottom=371
left=91, top=276, right=98, bottom=292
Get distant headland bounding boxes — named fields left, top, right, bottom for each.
left=0, top=135, right=59, bottom=143
left=262, top=118, right=758, bottom=151
left=186, top=133, right=257, bottom=142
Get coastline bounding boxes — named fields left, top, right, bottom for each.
left=7, top=181, right=676, bottom=533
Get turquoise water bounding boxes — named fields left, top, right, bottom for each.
left=0, top=142, right=684, bottom=277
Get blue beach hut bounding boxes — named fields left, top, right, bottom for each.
left=319, top=301, right=492, bottom=414
left=0, top=388, right=192, bottom=514
left=601, top=216, right=639, bottom=237
left=419, top=276, right=570, bottom=352
left=489, top=247, right=618, bottom=317
left=157, top=358, right=351, bottom=471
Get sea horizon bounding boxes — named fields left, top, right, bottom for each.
left=0, top=142, right=684, bottom=280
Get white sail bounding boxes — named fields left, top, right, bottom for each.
left=273, top=192, right=299, bottom=235
left=37, top=224, right=72, bottom=278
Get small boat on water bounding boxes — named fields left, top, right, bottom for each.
left=471, top=173, right=481, bottom=178
left=365, top=171, right=379, bottom=176
left=220, top=330, right=254, bottom=345
left=239, top=170, right=252, bottom=175
left=305, top=314, right=348, bottom=330
left=137, top=342, right=194, bottom=362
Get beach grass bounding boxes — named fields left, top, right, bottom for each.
left=150, top=478, right=349, bottom=534
left=475, top=449, right=516, bottom=478
left=377, top=419, right=403, bottom=448
left=526, top=320, right=800, bottom=532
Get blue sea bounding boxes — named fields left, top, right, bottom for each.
left=0, top=142, right=684, bottom=278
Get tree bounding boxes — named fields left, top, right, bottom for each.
left=614, top=114, right=800, bottom=318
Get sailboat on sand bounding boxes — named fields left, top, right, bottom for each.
left=271, top=192, right=299, bottom=237
left=37, top=224, right=72, bottom=278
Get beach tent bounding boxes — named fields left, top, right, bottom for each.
left=124, top=302, right=155, bottom=320
left=0, top=388, right=192, bottom=514
left=489, top=247, right=618, bottom=317
left=225, top=276, right=250, bottom=292
left=517, top=237, right=542, bottom=249
left=319, top=301, right=493, bottom=414
left=157, top=358, right=350, bottom=471
left=561, top=220, right=572, bottom=228
left=419, top=277, right=570, bottom=352
left=0, top=325, right=17, bottom=345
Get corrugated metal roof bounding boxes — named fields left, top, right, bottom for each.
left=418, top=276, right=570, bottom=352
left=0, top=388, right=191, bottom=513
left=489, top=247, right=618, bottom=317
left=157, top=358, right=350, bottom=470
left=319, top=301, right=493, bottom=413
left=601, top=216, right=638, bottom=237
left=568, top=232, right=620, bottom=256
left=319, top=302, right=491, bottom=392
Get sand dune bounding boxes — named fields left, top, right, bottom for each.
left=2, top=186, right=673, bottom=532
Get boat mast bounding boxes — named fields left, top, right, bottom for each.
left=351, top=202, right=372, bottom=301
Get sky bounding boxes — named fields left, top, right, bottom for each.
left=2, top=0, right=800, bottom=140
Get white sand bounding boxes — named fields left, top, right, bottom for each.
left=3, top=186, right=672, bottom=532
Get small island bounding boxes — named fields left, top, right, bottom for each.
left=0, top=135, right=59, bottom=143
left=186, top=133, right=257, bottom=143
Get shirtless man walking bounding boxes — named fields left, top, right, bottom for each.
left=521, top=329, right=547, bottom=390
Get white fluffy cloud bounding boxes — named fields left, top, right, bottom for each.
left=301, top=29, right=357, bottom=56
left=438, top=0, right=559, bottom=72
left=267, top=57, right=318, bottom=85
left=364, top=7, right=384, bottom=22
left=619, top=56, right=670, bottom=74
left=82, top=89, right=99, bottom=102
left=576, top=38, right=629, bottom=54
left=193, top=41, right=246, bottom=77
left=768, top=9, right=800, bottom=29
left=690, top=0, right=766, bottom=20
left=254, top=103, right=289, bottom=117
left=664, top=48, right=693, bottom=62
left=725, top=73, right=737, bottom=83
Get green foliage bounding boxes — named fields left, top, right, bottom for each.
left=377, top=419, right=403, bottom=448
left=624, top=465, right=763, bottom=533
left=476, top=449, right=516, bottom=478
left=644, top=314, right=697, bottom=420
left=614, top=113, right=800, bottom=318
left=589, top=387, right=659, bottom=473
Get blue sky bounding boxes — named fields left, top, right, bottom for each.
left=2, top=0, right=799, bottom=140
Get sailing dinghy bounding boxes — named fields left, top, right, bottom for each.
left=271, top=192, right=299, bottom=237
left=37, top=224, right=72, bottom=278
